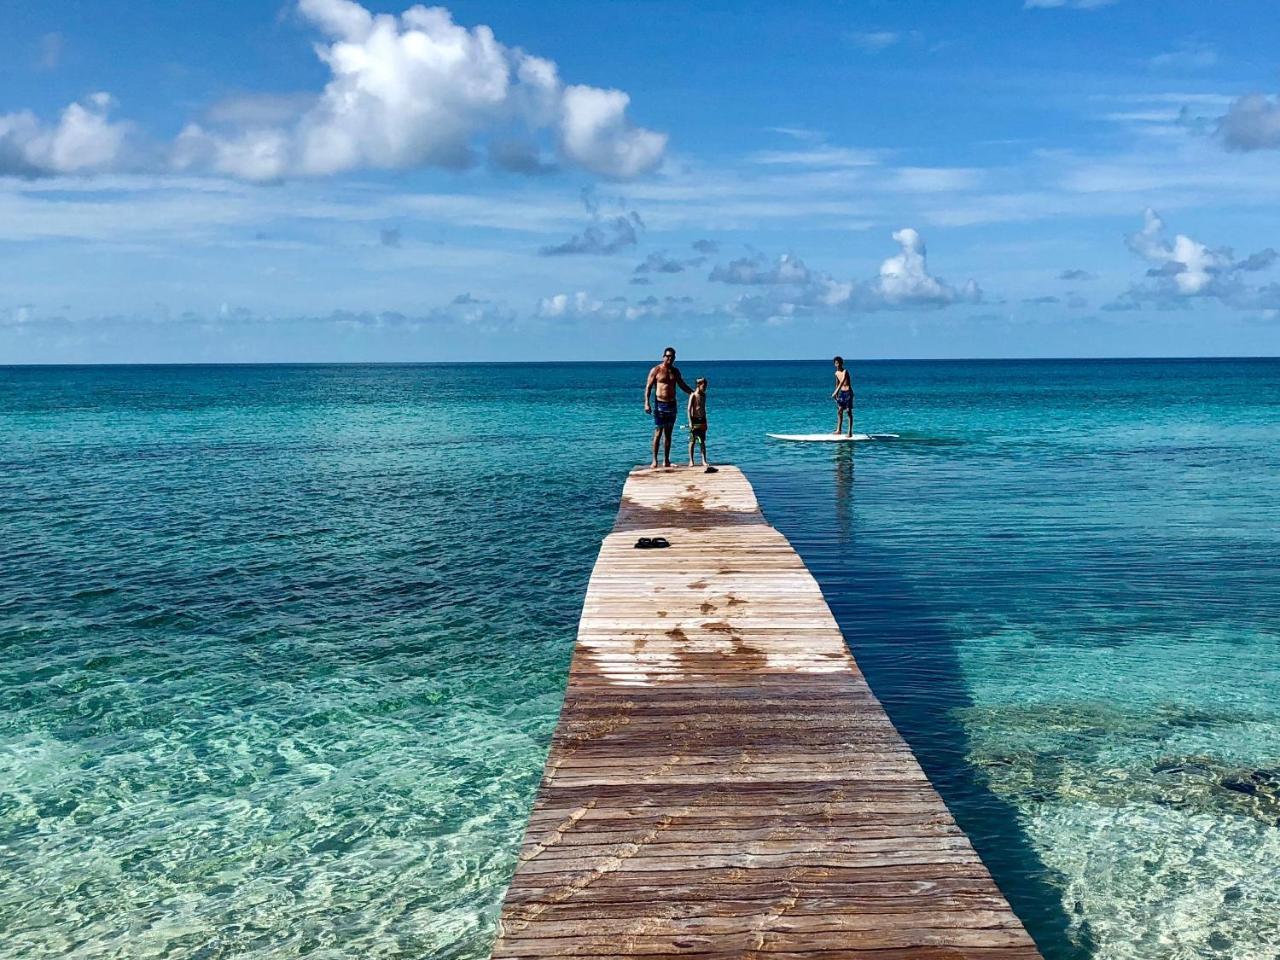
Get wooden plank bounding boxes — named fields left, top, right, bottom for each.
left=490, top=466, right=1042, bottom=959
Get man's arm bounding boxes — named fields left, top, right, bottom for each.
left=673, top=366, right=694, bottom=395
left=643, top=367, right=656, bottom=411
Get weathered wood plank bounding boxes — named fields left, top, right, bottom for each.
left=490, top=466, right=1041, bottom=959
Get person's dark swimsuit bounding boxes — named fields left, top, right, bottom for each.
left=653, top=399, right=677, bottom=428
left=837, top=389, right=853, bottom=411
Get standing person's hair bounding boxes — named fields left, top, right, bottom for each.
left=664, top=346, right=676, bottom=357
left=833, top=355, right=843, bottom=364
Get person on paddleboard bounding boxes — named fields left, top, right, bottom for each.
left=832, top=356, right=854, bottom=437
left=644, top=346, right=694, bottom=468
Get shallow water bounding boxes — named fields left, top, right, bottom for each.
left=1, top=359, right=1278, bottom=959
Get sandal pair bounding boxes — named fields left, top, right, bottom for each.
left=634, top=537, right=671, bottom=549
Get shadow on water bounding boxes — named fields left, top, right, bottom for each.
left=756, top=448, right=1095, bottom=960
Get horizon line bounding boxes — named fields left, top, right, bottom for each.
left=3, top=354, right=1280, bottom=369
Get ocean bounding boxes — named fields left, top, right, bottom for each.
left=1, top=359, right=1278, bottom=960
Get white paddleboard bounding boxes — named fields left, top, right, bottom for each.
left=768, top=432, right=899, bottom=442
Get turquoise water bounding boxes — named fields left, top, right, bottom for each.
left=2, top=360, right=1278, bottom=959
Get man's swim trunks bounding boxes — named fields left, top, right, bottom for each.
left=837, top=389, right=853, bottom=411
left=653, top=399, right=677, bottom=427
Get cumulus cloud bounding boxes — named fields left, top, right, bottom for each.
left=539, top=206, right=643, bottom=256
left=538, top=290, right=602, bottom=318
left=691, top=239, right=719, bottom=254
left=1126, top=208, right=1229, bottom=296
left=711, top=228, right=979, bottom=322
left=0, top=93, right=129, bottom=177
left=537, top=290, right=692, bottom=322
left=559, top=85, right=668, bottom=179
left=1217, top=94, right=1280, bottom=152
left=865, top=228, right=980, bottom=307
left=379, top=227, right=402, bottom=248
left=709, top=253, right=813, bottom=285
left=182, top=0, right=666, bottom=181
left=487, top=137, right=557, bottom=174
left=1059, top=268, right=1093, bottom=281
left=7, top=1, right=665, bottom=182
left=1118, top=208, right=1278, bottom=308
left=634, top=251, right=703, bottom=275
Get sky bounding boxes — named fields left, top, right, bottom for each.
left=2, top=0, right=1280, bottom=362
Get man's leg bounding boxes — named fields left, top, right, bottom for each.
left=662, top=424, right=673, bottom=466
left=651, top=427, right=661, bottom=468
left=847, top=400, right=854, bottom=437
left=688, top=433, right=696, bottom=466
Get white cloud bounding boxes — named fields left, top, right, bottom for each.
left=3, top=1, right=664, bottom=183
left=710, top=228, right=979, bottom=320
left=204, top=93, right=317, bottom=128
left=887, top=167, right=982, bottom=193
left=866, top=228, right=980, bottom=306
left=539, top=191, right=644, bottom=254
left=174, top=0, right=665, bottom=181
left=538, top=290, right=602, bottom=318
left=1125, top=208, right=1227, bottom=295
left=560, top=85, right=667, bottom=179
left=37, top=32, right=64, bottom=71
left=536, top=290, right=692, bottom=322
left=634, top=251, right=703, bottom=275
left=709, top=252, right=812, bottom=285
left=1148, top=43, right=1217, bottom=71
left=849, top=31, right=900, bottom=52
left=1218, top=94, right=1280, bottom=152
left=0, top=93, right=129, bottom=177
left=1119, top=208, right=1278, bottom=307
left=748, top=146, right=880, bottom=168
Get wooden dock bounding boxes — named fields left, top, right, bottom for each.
left=491, top=466, right=1042, bottom=959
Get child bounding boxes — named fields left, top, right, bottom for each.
left=832, top=355, right=854, bottom=436
left=687, top=377, right=711, bottom=467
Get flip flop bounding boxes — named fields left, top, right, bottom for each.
left=634, top=537, right=671, bottom=549
left=704, top=466, right=719, bottom=473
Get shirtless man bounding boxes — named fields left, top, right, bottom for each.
left=643, top=346, right=694, bottom=468
left=832, top=355, right=854, bottom=436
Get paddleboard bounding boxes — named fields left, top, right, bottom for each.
left=768, top=432, right=899, bottom=442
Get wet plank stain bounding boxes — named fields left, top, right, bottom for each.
left=491, top=465, right=1043, bottom=959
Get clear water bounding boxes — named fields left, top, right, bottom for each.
left=1, top=360, right=1278, bottom=960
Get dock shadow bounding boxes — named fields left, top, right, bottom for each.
left=757, top=458, right=1095, bottom=960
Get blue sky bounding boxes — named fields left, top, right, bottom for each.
left=3, top=0, right=1280, bottom=362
